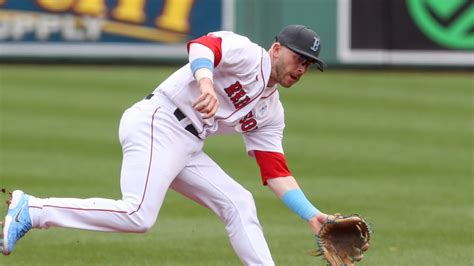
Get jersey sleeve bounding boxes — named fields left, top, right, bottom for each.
left=243, top=96, right=285, bottom=156
left=188, top=43, right=215, bottom=63
left=254, top=150, right=292, bottom=185
left=186, top=31, right=261, bottom=71
left=244, top=97, right=290, bottom=185
left=203, top=31, right=262, bottom=75
left=186, top=34, right=222, bottom=67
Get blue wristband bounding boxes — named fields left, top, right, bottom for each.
left=190, top=58, right=214, bottom=75
left=282, top=189, right=320, bottom=221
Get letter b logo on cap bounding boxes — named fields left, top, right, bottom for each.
left=310, top=37, right=320, bottom=52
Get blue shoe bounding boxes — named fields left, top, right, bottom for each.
left=1, top=190, right=32, bottom=255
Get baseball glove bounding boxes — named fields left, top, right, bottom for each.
left=314, top=214, right=372, bottom=266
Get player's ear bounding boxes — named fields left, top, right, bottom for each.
left=272, top=42, right=282, bottom=58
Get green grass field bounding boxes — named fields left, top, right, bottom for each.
left=0, top=65, right=472, bottom=265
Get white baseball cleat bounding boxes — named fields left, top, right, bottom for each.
left=1, top=190, right=32, bottom=255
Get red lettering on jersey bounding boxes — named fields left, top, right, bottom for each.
left=230, top=89, right=246, bottom=103
left=240, top=111, right=258, bottom=132
left=235, top=96, right=250, bottom=109
left=224, top=81, right=251, bottom=110
left=224, top=81, right=242, bottom=97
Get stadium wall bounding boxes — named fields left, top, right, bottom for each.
left=0, top=0, right=472, bottom=67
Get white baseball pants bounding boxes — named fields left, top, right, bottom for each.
left=27, top=93, right=274, bottom=265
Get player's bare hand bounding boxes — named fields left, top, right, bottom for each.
left=192, top=78, right=219, bottom=119
left=308, top=213, right=331, bottom=235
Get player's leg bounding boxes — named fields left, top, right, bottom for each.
left=27, top=103, right=201, bottom=231
left=170, top=152, right=274, bottom=266
left=2, top=99, right=203, bottom=254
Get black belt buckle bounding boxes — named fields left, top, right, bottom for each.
left=173, top=108, right=199, bottom=139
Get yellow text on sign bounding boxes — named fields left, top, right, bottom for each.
left=32, top=0, right=193, bottom=33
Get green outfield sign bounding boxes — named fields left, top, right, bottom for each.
left=407, top=0, right=474, bottom=49
left=338, top=0, right=473, bottom=66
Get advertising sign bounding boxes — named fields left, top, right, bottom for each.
left=337, top=0, right=474, bottom=66
left=0, top=0, right=234, bottom=58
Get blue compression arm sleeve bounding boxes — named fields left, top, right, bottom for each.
left=282, top=189, right=320, bottom=221
left=190, top=58, right=214, bottom=74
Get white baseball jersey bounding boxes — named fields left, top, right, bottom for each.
left=156, top=31, right=285, bottom=155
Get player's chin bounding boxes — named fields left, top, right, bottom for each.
left=280, top=76, right=298, bottom=88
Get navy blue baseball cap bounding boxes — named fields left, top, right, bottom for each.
left=276, top=25, right=327, bottom=71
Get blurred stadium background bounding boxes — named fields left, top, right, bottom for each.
left=1, top=0, right=473, bottom=265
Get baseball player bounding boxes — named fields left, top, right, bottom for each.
left=2, top=25, right=331, bottom=265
